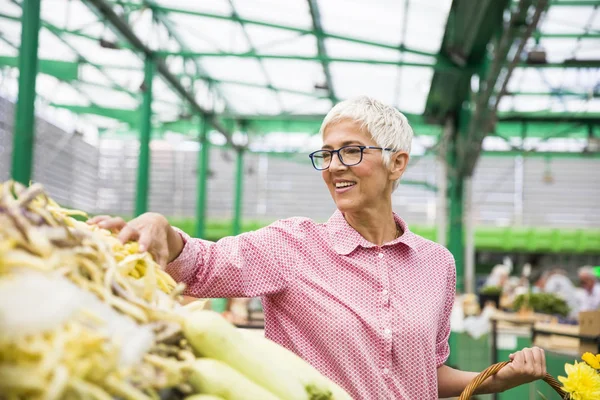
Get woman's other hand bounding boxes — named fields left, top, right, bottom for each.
left=494, top=347, right=547, bottom=391
left=87, top=213, right=184, bottom=267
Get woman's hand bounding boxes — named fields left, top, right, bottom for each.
left=494, top=347, right=547, bottom=391
left=87, top=213, right=184, bottom=267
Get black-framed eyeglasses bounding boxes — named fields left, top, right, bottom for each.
left=308, top=145, right=397, bottom=170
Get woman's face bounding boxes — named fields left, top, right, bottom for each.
left=321, top=119, right=398, bottom=214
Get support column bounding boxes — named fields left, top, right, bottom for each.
left=135, top=57, right=154, bottom=216
left=464, top=177, right=475, bottom=294
left=436, top=119, right=452, bottom=247
left=232, top=149, right=244, bottom=235
left=447, top=166, right=465, bottom=293
left=195, top=117, right=210, bottom=238
left=447, top=105, right=470, bottom=294
left=11, top=0, right=42, bottom=185
left=446, top=110, right=467, bottom=368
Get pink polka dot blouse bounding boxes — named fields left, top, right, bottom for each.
left=166, top=210, right=456, bottom=399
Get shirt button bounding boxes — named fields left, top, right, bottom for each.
left=378, top=253, right=384, bottom=259
left=384, top=328, right=391, bottom=335
left=383, top=368, right=390, bottom=375
left=382, top=289, right=388, bottom=296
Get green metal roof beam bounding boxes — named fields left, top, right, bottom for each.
left=109, top=1, right=439, bottom=59
left=423, top=0, right=512, bottom=123
left=84, top=0, right=239, bottom=149
left=84, top=61, right=329, bottom=99
left=148, top=0, right=233, bottom=113
left=518, top=60, right=600, bottom=68
left=518, top=0, right=600, bottom=5
left=0, top=28, right=114, bottom=112
left=77, top=79, right=180, bottom=106
left=535, top=31, right=600, bottom=39
left=225, top=0, right=285, bottom=111
left=0, top=51, right=364, bottom=101
left=155, top=51, right=446, bottom=69
left=176, top=74, right=329, bottom=99
left=0, top=11, right=133, bottom=47
left=0, top=54, right=79, bottom=81
left=7, top=1, right=139, bottom=103
left=505, top=90, right=599, bottom=97
left=51, top=103, right=139, bottom=125
left=307, top=0, right=338, bottom=104
left=96, top=114, right=592, bottom=140
left=462, top=0, right=547, bottom=176
left=477, top=150, right=600, bottom=158
left=498, top=111, right=600, bottom=123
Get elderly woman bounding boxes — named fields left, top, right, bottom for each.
left=90, top=96, right=546, bottom=399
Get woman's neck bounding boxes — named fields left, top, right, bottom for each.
left=343, top=204, right=400, bottom=246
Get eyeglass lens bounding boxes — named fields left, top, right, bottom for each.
left=312, top=146, right=363, bottom=169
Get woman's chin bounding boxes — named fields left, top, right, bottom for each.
left=334, top=199, right=359, bottom=214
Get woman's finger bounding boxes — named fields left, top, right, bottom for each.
left=533, top=347, right=546, bottom=376
left=97, top=217, right=127, bottom=232
left=511, top=349, right=525, bottom=366
left=540, top=348, right=546, bottom=375
left=528, top=347, right=542, bottom=376
left=138, top=231, right=153, bottom=253
left=117, top=224, right=140, bottom=244
left=86, top=215, right=112, bottom=225
left=522, top=348, right=535, bottom=374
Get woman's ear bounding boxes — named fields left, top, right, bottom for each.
left=390, top=152, right=409, bottom=181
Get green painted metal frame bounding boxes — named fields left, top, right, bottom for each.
left=534, top=31, right=600, bottom=39
left=307, top=0, right=338, bottom=104
left=6, top=7, right=140, bottom=102
left=225, top=0, right=285, bottom=112
left=135, top=57, right=153, bottom=216
left=232, top=148, right=244, bottom=235
left=447, top=112, right=467, bottom=293
left=0, top=55, right=78, bottom=81
left=154, top=51, right=447, bottom=69
left=108, top=0, right=439, bottom=58
left=196, top=117, right=210, bottom=238
left=11, top=0, right=41, bottom=185
left=148, top=0, right=233, bottom=114
left=0, top=35, right=104, bottom=119
left=83, top=0, right=238, bottom=148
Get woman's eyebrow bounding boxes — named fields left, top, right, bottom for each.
left=321, top=141, right=364, bottom=150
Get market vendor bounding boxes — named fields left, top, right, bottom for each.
left=89, top=96, right=548, bottom=399
left=578, top=266, right=600, bottom=312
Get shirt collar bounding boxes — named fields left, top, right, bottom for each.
left=326, top=209, right=419, bottom=255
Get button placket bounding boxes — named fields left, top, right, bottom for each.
left=378, top=247, right=393, bottom=378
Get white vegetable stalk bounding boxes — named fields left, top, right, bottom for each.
left=188, top=359, right=281, bottom=400
left=183, top=311, right=352, bottom=400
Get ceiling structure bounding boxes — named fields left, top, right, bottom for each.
left=0, top=0, right=599, bottom=155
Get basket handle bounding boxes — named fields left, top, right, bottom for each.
left=458, top=361, right=568, bottom=399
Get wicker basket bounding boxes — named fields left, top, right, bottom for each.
left=458, top=361, right=568, bottom=399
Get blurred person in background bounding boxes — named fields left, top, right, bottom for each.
left=534, top=269, right=580, bottom=318
left=89, top=96, right=547, bottom=399
left=484, top=264, right=510, bottom=289
left=577, top=266, right=600, bottom=311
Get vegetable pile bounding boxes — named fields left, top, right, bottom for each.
left=512, top=292, right=570, bottom=317
left=0, top=181, right=351, bottom=400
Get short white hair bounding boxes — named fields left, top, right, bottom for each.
left=579, top=266, right=597, bottom=280
left=319, top=96, right=414, bottom=190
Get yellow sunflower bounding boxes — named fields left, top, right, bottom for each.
left=582, top=352, right=600, bottom=370
left=558, top=361, right=600, bottom=400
